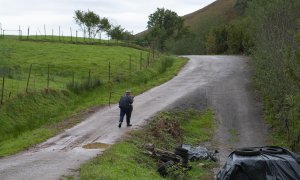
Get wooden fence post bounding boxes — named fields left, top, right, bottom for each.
left=147, top=53, right=150, bottom=68
left=70, top=27, right=72, bottom=42
left=72, top=71, right=75, bottom=87
left=19, top=25, right=21, bottom=40
left=47, top=64, right=50, bottom=88
left=59, top=26, right=61, bottom=41
left=152, top=46, right=155, bottom=61
left=76, top=31, right=78, bottom=42
left=26, top=64, right=32, bottom=93
left=27, top=26, right=30, bottom=40
left=44, top=24, right=46, bottom=40
left=109, top=91, right=112, bottom=107
left=140, top=52, right=142, bottom=70
left=83, top=28, right=85, bottom=41
left=1, top=76, right=5, bottom=105
left=129, top=55, right=132, bottom=75
left=109, top=61, right=111, bottom=81
left=88, top=69, right=91, bottom=86
left=149, top=48, right=152, bottom=63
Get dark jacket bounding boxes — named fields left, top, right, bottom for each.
left=119, top=94, right=134, bottom=109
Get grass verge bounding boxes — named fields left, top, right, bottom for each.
left=80, top=109, right=216, bottom=180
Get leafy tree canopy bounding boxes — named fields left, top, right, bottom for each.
left=108, top=25, right=124, bottom=41
left=98, top=17, right=111, bottom=33
left=147, top=8, right=184, bottom=51
left=74, top=10, right=101, bottom=38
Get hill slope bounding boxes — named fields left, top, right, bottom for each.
left=183, top=0, right=237, bottom=30
left=166, top=0, right=238, bottom=54
left=136, top=0, right=238, bottom=54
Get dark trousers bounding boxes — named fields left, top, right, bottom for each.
left=119, top=106, right=133, bottom=125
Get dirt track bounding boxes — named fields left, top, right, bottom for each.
left=0, top=56, right=268, bottom=179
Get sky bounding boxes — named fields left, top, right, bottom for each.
left=0, top=0, right=215, bottom=36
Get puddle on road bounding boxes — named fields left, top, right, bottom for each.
left=83, top=142, right=110, bottom=149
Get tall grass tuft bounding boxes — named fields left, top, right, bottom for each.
left=158, top=57, right=175, bottom=73
left=66, top=78, right=101, bottom=93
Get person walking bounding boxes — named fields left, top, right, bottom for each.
left=118, top=90, right=134, bottom=128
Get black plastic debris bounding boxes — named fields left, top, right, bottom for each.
left=157, top=160, right=175, bottom=177
left=217, top=146, right=300, bottom=180
left=181, top=144, right=218, bottom=161
left=157, top=160, right=192, bottom=177
left=145, top=144, right=216, bottom=177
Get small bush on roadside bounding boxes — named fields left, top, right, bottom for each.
left=158, top=57, right=175, bottom=74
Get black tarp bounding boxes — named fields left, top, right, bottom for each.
left=217, top=146, right=300, bottom=180
left=181, top=144, right=217, bottom=161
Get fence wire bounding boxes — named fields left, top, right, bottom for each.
left=0, top=50, right=158, bottom=105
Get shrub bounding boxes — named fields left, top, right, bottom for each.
left=158, top=57, right=175, bottom=73
left=248, top=0, right=300, bottom=151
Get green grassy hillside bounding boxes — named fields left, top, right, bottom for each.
left=166, top=0, right=238, bottom=54
left=0, top=36, right=152, bottom=99
left=0, top=36, right=187, bottom=156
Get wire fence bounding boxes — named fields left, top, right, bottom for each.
left=0, top=50, right=159, bottom=105
left=0, top=25, right=148, bottom=48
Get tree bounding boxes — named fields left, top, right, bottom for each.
left=98, top=17, right=111, bottom=40
left=205, top=26, right=229, bottom=54
left=206, top=30, right=218, bottom=54
left=234, top=0, right=252, bottom=15
left=122, top=30, right=133, bottom=42
left=74, top=10, right=101, bottom=38
left=108, top=25, right=124, bottom=42
left=226, top=20, right=253, bottom=54
left=147, top=8, right=184, bottom=51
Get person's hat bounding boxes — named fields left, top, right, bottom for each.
left=125, top=89, right=131, bottom=93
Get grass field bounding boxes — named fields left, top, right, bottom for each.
left=80, top=109, right=216, bottom=180
left=0, top=36, right=155, bottom=101
left=0, top=36, right=187, bottom=156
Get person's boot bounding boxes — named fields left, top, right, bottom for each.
left=127, top=124, right=132, bottom=127
left=118, top=122, right=122, bottom=128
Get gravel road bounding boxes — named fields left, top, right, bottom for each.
left=0, top=56, right=268, bottom=179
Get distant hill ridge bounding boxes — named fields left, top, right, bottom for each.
left=135, top=0, right=239, bottom=54
left=136, top=0, right=237, bottom=36
left=183, top=0, right=237, bottom=30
